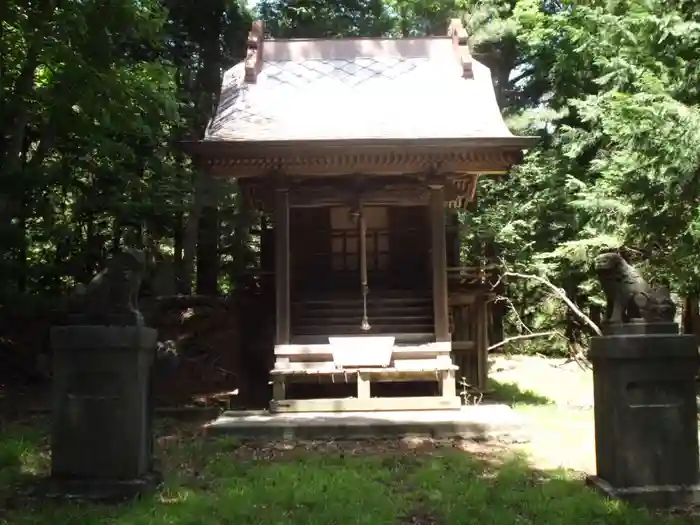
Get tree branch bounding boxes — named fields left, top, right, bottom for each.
left=487, top=330, right=561, bottom=352
left=503, top=271, right=603, bottom=337
left=496, top=295, right=532, bottom=334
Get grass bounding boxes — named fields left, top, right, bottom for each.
left=0, top=416, right=696, bottom=525
left=487, top=379, right=553, bottom=406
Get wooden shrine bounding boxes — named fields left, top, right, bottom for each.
left=186, top=19, right=536, bottom=413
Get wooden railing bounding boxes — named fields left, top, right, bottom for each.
left=447, top=263, right=501, bottom=292
left=447, top=263, right=501, bottom=390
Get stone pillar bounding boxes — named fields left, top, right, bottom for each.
left=48, top=325, right=160, bottom=502
left=275, top=186, right=291, bottom=345
left=429, top=185, right=450, bottom=343
left=586, top=321, right=700, bottom=508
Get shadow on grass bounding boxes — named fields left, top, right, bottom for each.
left=1, top=417, right=697, bottom=525
left=487, top=378, right=553, bottom=406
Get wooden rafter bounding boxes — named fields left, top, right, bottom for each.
left=201, top=147, right=524, bottom=178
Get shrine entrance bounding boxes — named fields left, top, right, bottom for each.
left=330, top=205, right=390, bottom=291
left=290, top=205, right=431, bottom=295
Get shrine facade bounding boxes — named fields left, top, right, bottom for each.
left=186, top=20, right=536, bottom=412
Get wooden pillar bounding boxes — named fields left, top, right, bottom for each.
left=275, top=187, right=291, bottom=345
left=430, top=185, right=450, bottom=342
left=475, top=298, right=489, bottom=390
left=357, top=372, right=370, bottom=399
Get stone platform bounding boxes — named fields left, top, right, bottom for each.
left=203, top=404, right=529, bottom=442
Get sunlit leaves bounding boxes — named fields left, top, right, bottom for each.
left=509, top=0, right=700, bottom=291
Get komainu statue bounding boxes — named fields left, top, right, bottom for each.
left=66, top=248, right=148, bottom=326
left=593, top=252, right=676, bottom=324
left=594, top=252, right=649, bottom=324
left=639, top=283, right=676, bottom=323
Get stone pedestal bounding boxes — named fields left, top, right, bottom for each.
left=44, top=325, right=160, bottom=502
left=586, top=321, right=700, bottom=508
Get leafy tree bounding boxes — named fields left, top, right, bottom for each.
left=3, top=0, right=700, bottom=365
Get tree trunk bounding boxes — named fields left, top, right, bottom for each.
left=181, top=172, right=205, bottom=295
left=111, top=217, right=122, bottom=254
left=682, top=293, right=699, bottom=336
left=173, top=210, right=185, bottom=293
left=0, top=0, right=56, bottom=246
left=196, top=205, right=219, bottom=295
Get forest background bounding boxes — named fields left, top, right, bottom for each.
left=2, top=0, right=699, bottom=381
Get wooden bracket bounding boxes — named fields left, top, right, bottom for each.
left=448, top=18, right=473, bottom=79
left=469, top=174, right=480, bottom=201
left=426, top=169, right=448, bottom=189
left=443, top=179, right=459, bottom=202
left=244, top=20, right=265, bottom=84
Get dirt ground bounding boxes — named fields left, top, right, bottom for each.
left=489, top=354, right=598, bottom=474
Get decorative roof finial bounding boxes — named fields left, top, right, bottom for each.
left=244, top=20, right=265, bottom=84
left=448, top=18, right=473, bottom=79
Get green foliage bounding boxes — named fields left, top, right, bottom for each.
left=0, top=0, right=251, bottom=299
left=2, top=0, right=700, bottom=356
left=453, top=0, right=700, bottom=349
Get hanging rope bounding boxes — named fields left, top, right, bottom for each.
left=358, top=203, right=371, bottom=331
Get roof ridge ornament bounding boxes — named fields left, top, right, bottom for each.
left=244, top=20, right=265, bottom=84
left=447, top=18, right=474, bottom=79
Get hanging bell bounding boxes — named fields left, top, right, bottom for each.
left=361, top=316, right=371, bottom=331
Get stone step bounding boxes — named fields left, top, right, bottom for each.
left=293, top=305, right=433, bottom=318
left=290, top=333, right=435, bottom=345
left=294, top=290, right=431, bottom=300
left=294, top=297, right=432, bottom=309
left=204, top=405, right=530, bottom=442
left=294, top=324, right=435, bottom=335
left=294, top=315, right=433, bottom=326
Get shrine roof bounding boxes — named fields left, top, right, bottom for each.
left=202, top=22, right=533, bottom=147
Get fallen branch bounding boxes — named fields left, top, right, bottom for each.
left=496, top=295, right=532, bottom=334
left=567, top=341, right=592, bottom=371
left=503, top=271, right=603, bottom=337
left=487, top=330, right=561, bottom=352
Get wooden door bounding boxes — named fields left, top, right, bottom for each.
left=388, top=206, right=430, bottom=291
left=330, top=206, right=390, bottom=291
left=290, top=207, right=331, bottom=293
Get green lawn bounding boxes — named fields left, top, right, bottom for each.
left=0, top=416, right=696, bottom=525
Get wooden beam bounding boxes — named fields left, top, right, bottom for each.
left=440, top=369, right=457, bottom=397
left=430, top=185, right=450, bottom=343
left=357, top=373, right=371, bottom=399
left=288, top=178, right=459, bottom=207
left=274, top=186, right=290, bottom=345
left=271, top=364, right=458, bottom=376
left=274, top=342, right=452, bottom=356
left=290, top=187, right=430, bottom=207
left=241, top=175, right=468, bottom=211
left=272, top=377, right=286, bottom=400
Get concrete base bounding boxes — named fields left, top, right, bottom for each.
left=204, top=404, right=529, bottom=442
left=586, top=475, right=700, bottom=509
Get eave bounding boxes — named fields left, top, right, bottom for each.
left=180, top=136, right=538, bottom=178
